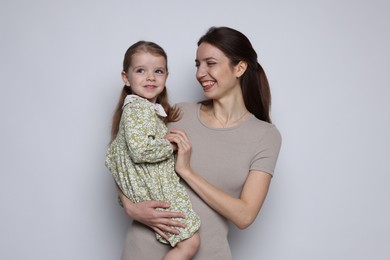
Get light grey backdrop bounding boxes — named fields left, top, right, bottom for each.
left=1, top=0, right=389, bottom=259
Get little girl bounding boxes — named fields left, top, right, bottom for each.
left=105, top=41, right=200, bottom=259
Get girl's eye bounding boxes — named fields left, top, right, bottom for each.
left=155, top=69, right=165, bottom=74
left=136, top=68, right=145, bottom=73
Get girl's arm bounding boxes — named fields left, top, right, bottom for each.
left=123, top=101, right=173, bottom=163
left=116, top=185, right=186, bottom=240
left=167, top=130, right=272, bottom=229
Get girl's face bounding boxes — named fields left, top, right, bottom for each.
left=122, top=51, right=168, bottom=103
left=195, top=43, right=243, bottom=100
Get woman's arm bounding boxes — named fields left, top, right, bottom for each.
left=180, top=169, right=270, bottom=229
left=167, top=130, right=272, bottom=229
left=116, top=186, right=186, bottom=239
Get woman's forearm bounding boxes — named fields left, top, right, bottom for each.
left=180, top=168, right=271, bottom=229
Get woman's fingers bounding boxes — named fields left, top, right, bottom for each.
left=120, top=195, right=187, bottom=238
left=147, top=200, right=170, bottom=209
left=157, top=222, right=182, bottom=235
left=167, top=131, right=191, bottom=153
left=152, top=227, right=169, bottom=240
left=169, top=130, right=190, bottom=143
left=150, top=212, right=186, bottom=238
left=141, top=201, right=186, bottom=232
left=158, top=211, right=186, bottom=221
left=152, top=219, right=184, bottom=239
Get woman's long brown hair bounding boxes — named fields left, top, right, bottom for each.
left=198, top=27, right=272, bottom=123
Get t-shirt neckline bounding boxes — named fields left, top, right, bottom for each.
left=195, top=103, right=253, bottom=131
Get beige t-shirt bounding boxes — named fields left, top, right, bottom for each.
left=120, top=102, right=282, bottom=260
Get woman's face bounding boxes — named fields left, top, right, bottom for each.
left=122, top=51, right=168, bottom=103
left=195, top=43, right=241, bottom=100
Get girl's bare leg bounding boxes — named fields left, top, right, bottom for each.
left=163, top=233, right=200, bottom=260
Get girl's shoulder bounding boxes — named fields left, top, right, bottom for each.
left=123, top=95, right=153, bottom=111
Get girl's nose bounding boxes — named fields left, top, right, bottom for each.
left=146, top=72, right=155, bottom=81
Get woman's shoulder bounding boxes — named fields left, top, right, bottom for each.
left=174, top=102, right=199, bottom=117
left=168, top=102, right=199, bottom=129
left=175, top=102, right=199, bottom=111
left=246, top=116, right=282, bottom=142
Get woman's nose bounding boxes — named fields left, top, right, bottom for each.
left=196, top=65, right=206, bottom=79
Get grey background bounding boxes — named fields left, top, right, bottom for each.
left=1, top=0, right=389, bottom=259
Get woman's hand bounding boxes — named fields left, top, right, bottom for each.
left=118, top=189, right=185, bottom=240
left=167, top=139, right=178, bottom=152
left=166, top=129, right=192, bottom=177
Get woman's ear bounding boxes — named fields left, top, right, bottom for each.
left=235, top=61, right=248, bottom=78
left=121, top=71, right=130, bottom=86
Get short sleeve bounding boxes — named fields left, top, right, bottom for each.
left=250, top=125, right=282, bottom=176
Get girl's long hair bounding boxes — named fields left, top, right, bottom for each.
left=110, top=41, right=181, bottom=142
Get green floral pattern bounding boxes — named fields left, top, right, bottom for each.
left=105, top=96, right=200, bottom=246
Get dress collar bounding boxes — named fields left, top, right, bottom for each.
left=122, top=94, right=167, bottom=117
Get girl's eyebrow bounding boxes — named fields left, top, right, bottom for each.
left=130, top=65, right=144, bottom=69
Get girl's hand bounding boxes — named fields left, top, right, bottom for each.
left=119, top=191, right=185, bottom=240
left=166, top=129, right=192, bottom=177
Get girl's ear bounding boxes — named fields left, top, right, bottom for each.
left=235, top=61, right=248, bottom=78
left=121, top=71, right=130, bottom=86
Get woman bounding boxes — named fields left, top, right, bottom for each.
left=117, top=26, right=282, bottom=259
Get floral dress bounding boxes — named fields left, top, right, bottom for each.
left=105, top=95, right=200, bottom=247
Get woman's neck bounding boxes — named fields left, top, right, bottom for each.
left=200, top=97, right=249, bottom=128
